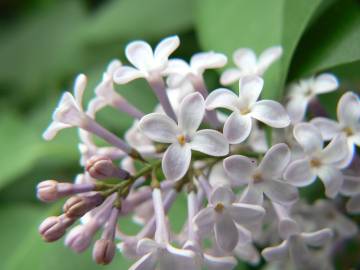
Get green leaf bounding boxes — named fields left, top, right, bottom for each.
left=195, top=0, right=322, bottom=99
left=84, top=0, right=194, bottom=45
left=290, top=0, right=360, bottom=78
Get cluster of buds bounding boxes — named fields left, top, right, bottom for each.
left=37, top=36, right=359, bottom=269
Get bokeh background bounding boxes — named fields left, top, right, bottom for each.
left=0, top=0, right=359, bottom=269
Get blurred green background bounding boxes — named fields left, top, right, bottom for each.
left=0, top=0, right=359, bottom=269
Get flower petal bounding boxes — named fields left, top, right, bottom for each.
left=251, top=100, right=290, bottom=128
left=129, top=252, right=158, bottom=270
left=317, top=166, right=343, bottom=198
left=257, top=46, right=282, bottom=74
left=262, top=179, right=299, bottom=205
left=220, top=68, right=242, bottom=85
left=261, top=240, right=288, bottom=261
left=337, top=91, right=360, bottom=128
left=163, top=244, right=198, bottom=270
left=293, top=123, right=323, bottom=154
left=259, top=143, right=291, bottom=179
left=165, top=59, right=189, bottom=76
left=223, top=155, right=256, bottom=184
left=228, top=203, right=265, bottom=224
left=190, top=52, right=227, bottom=74
left=233, top=48, right=257, bottom=70
left=43, top=121, right=71, bottom=141
left=162, top=143, right=191, bottom=181
left=223, top=112, right=252, bottom=144
left=139, top=113, right=178, bottom=143
left=310, top=117, right=341, bottom=140
left=125, top=41, right=154, bottom=71
left=193, top=207, right=215, bottom=233
left=288, top=236, right=318, bottom=269
left=190, top=129, right=229, bottom=156
left=178, top=92, right=205, bottom=134
left=347, top=194, right=360, bottom=214
left=154, top=36, right=180, bottom=64
left=214, top=213, right=238, bottom=252
left=74, top=74, right=87, bottom=106
left=137, top=238, right=160, bottom=255
left=239, top=183, right=264, bottom=205
left=205, top=88, right=240, bottom=111
left=284, top=158, right=316, bottom=187
left=238, top=76, right=264, bottom=107
left=313, top=73, right=338, bottom=94
left=286, top=95, right=308, bottom=124
left=113, top=66, right=144, bottom=84
left=210, top=186, right=236, bottom=205
left=203, top=254, right=237, bottom=270
left=319, top=134, right=348, bottom=165
left=301, top=228, right=333, bottom=247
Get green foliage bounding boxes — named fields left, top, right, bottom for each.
left=0, top=0, right=359, bottom=269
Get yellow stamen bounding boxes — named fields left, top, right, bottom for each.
left=214, top=203, right=224, bottom=213
left=310, top=158, right=321, bottom=168
left=253, top=172, right=263, bottom=183
left=177, top=134, right=186, bottom=145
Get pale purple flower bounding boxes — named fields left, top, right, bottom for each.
left=140, top=92, right=229, bottom=181
left=125, top=121, right=156, bottom=156
left=206, top=76, right=290, bottom=144
left=224, top=143, right=298, bottom=205
left=311, top=91, right=360, bottom=167
left=262, top=228, right=333, bottom=270
left=193, top=186, right=265, bottom=252
left=284, top=123, right=349, bottom=198
left=286, top=74, right=338, bottom=123
left=220, top=46, right=282, bottom=85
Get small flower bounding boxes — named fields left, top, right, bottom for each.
left=262, top=228, right=333, bottom=270
left=284, top=123, right=348, bottom=198
left=113, top=36, right=180, bottom=84
left=140, top=92, right=229, bottom=181
left=206, top=76, right=290, bottom=144
left=165, top=51, right=227, bottom=83
left=286, top=73, right=338, bottom=123
left=220, top=46, right=282, bottom=85
left=311, top=91, right=360, bottom=167
left=193, top=186, right=265, bottom=252
left=43, top=74, right=87, bottom=140
left=224, top=143, right=298, bottom=205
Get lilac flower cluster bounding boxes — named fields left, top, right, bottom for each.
left=36, top=36, right=359, bottom=269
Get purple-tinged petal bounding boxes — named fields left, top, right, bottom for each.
left=190, top=52, right=227, bottom=74
left=317, top=166, right=343, bottom=198
left=259, top=143, right=291, bottom=179
left=238, top=76, right=264, bottom=107
left=154, top=36, right=180, bottom=64
left=220, top=68, right=242, bottom=85
left=223, top=155, right=255, bottom=184
left=313, top=73, right=338, bottom=94
left=228, top=203, right=265, bottom=224
left=262, top=179, right=299, bottom=205
left=251, top=100, right=290, bottom=128
left=203, top=253, right=237, bottom=270
left=301, top=228, right=333, bottom=247
left=293, top=123, right=323, bottom=154
left=129, top=252, right=158, bottom=270
left=162, top=143, right=191, bottom=181
left=223, top=112, right=252, bottom=144
left=257, top=46, right=282, bottom=74
left=233, top=48, right=257, bottom=70
left=139, top=113, right=178, bottom=143
left=193, top=207, right=215, bottom=233
left=337, top=91, right=360, bottom=128
left=178, top=92, right=205, bottom=134
left=190, top=129, right=229, bottom=156
left=210, top=186, right=236, bottom=205
left=310, top=117, right=341, bottom=140
left=214, top=213, right=238, bottom=252
left=284, top=158, right=316, bottom=187
left=205, top=88, right=240, bottom=111
left=261, top=240, right=288, bottom=261
left=125, top=41, right=154, bottom=71
left=113, top=66, right=144, bottom=84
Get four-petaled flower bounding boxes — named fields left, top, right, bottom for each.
left=194, top=186, right=265, bottom=252
left=311, top=91, right=360, bottom=167
left=140, top=92, right=229, bottom=181
left=286, top=73, right=338, bottom=123
left=284, top=123, right=348, bottom=198
left=206, top=75, right=290, bottom=144
left=224, top=143, right=298, bottom=205
left=220, top=46, right=282, bottom=85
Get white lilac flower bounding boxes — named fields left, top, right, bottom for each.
left=233, top=242, right=260, bottom=266
left=220, top=46, right=282, bottom=85
left=113, top=36, right=180, bottom=84
left=125, top=121, right=156, bottom=156
left=140, top=92, right=229, bottom=181
left=311, top=91, right=360, bottom=167
left=224, top=143, right=298, bottom=205
left=43, top=74, right=88, bottom=140
left=262, top=228, right=333, bottom=270
left=284, top=123, right=349, bottom=198
left=285, top=73, right=338, bottom=123
left=206, top=76, right=290, bottom=144
left=193, top=186, right=265, bottom=252
left=129, top=188, right=198, bottom=270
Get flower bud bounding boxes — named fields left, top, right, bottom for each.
left=86, top=156, right=130, bottom=180
left=65, top=222, right=99, bottom=253
left=92, top=239, right=116, bottom=265
left=63, top=194, right=104, bottom=218
left=39, top=215, right=75, bottom=242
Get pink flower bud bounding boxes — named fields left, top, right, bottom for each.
left=92, top=239, right=116, bottom=265
left=65, top=222, right=98, bottom=253
left=86, top=156, right=130, bottom=180
left=63, top=194, right=104, bottom=218
left=39, top=215, right=75, bottom=242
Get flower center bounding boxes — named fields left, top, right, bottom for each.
left=253, top=172, right=263, bottom=183
left=310, top=158, right=322, bottom=168
left=342, top=127, right=353, bottom=137
left=177, top=134, right=187, bottom=145
left=240, top=107, right=251, bottom=115
left=214, top=203, right=225, bottom=213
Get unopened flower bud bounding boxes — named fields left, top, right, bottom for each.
left=65, top=222, right=99, bottom=253
left=63, top=194, right=104, bottom=218
left=39, top=215, right=75, bottom=242
left=86, top=156, right=130, bottom=180
left=36, top=180, right=95, bottom=202
left=92, top=239, right=116, bottom=265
